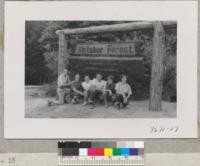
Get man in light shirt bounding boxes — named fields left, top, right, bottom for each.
left=88, top=73, right=106, bottom=109
left=115, top=74, right=132, bottom=109
left=56, top=69, right=71, bottom=104
left=48, top=68, right=71, bottom=106
left=82, top=75, right=92, bottom=105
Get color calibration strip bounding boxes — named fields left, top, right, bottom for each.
left=57, top=141, right=144, bottom=165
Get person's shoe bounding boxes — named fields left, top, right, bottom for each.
left=115, top=102, right=120, bottom=109
left=47, top=100, right=52, bottom=106
left=76, top=99, right=80, bottom=104
left=105, top=104, right=108, bottom=108
left=82, top=102, right=87, bottom=106
left=120, top=103, right=124, bottom=109
left=71, top=98, right=76, bottom=104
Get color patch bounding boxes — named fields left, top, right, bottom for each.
left=113, top=148, right=121, bottom=156
left=138, top=148, right=144, bottom=155
left=134, top=141, right=144, bottom=148
left=104, top=148, right=113, bottom=156
left=79, top=148, right=88, bottom=156
left=79, top=142, right=92, bottom=148
left=121, top=148, right=130, bottom=156
left=88, top=148, right=96, bottom=156
left=130, top=148, right=139, bottom=156
left=62, top=148, right=79, bottom=156
left=96, top=148, right=104, bottom=156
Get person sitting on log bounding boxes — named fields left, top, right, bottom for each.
left=115, top=74, right=132, bottom=109
left=82, top=75, right=92, bottom=106
left=103, top=75, right=116, bottom=108
left=71, top=73, right=84, bottom=104
left=88, top=73, right=106, bottom=109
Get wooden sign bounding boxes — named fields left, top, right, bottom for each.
left=75, top=42, right=136, bottom=56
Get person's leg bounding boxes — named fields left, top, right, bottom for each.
left=57, top=88, right=65, bottom=105
left=119, top=95, right=124, bottom=108
left=83, top=90, right=89, bottom=105
left=97, top=90, right=104, bottom=104
left=88, top=89, right=95, bottom=103
left=122, top=93, right=129, bottom=108
left=64, top=88, right=71, bottom=104
left=48, top=88, right=68, bottom=106
left=71, top=92, right=80, bottom=104
left=103, top=91, right=109, bottom=108
left=115, top=94, right=124, bottom=109
left=111, top=94, right=116, bottom=105
left=115, top=94, right=120, bottom=109
left=88, top=89, right=96, bottom=109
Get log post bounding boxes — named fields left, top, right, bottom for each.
left=149, top=21, right=165, bottom=111
left=58, top=32, right=67, bottom=76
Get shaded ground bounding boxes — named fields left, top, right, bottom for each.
left=25, top=87, right=176, bottom=118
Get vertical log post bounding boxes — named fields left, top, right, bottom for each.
left=58, top=32, right=67, bottom=76
left=149, top=21, right=165, bottom=111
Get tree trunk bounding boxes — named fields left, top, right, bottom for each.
left=58, top=33, right=67, bottom=75
left=149, top=21, right=165, bottom=111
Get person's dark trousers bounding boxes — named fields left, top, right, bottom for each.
left=89, top=89, right=103, bottom=104
left=103, top=91, right=109, bottom=106
left=116, top=94, right=128, bottom=107
left=103, top=91, right=115, bottom=106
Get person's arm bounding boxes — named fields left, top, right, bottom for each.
left=104, top=88, right=112, bottom=95
left=73, top=87, right=83, bottom=95
left=103, top=82, right=110, bottom=93
left=65, top=76, right=72, bottom=86
left=58, top=76, right=72, bottom=88
left=103, top=82, right=107, bottom=92
left=115, top=83, right=121, bottom=94
left=125, top=93, right=131, bottom=100
left=81, top=82, right=86, bottom=91
left=125, top=85, right=132, bottom=100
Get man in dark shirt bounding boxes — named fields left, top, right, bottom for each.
left=103, top=75, right=116, bottom=108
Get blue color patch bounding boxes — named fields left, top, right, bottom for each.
left=121, top=148, right=130, bottom=156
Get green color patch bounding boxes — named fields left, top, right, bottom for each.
left=113, top=148, right=121, bottom=156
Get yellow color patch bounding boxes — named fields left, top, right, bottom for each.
left=104, top=148, right=113, bottom=156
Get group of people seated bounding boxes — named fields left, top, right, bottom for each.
left=48, top=68, right=132, bottom=109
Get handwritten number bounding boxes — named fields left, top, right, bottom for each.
left=150, top=126, right=179, bottom=133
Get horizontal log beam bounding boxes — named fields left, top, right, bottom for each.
left=56, top=21, right=176, bottom=35
left=68, top=56, right=143, bottom=61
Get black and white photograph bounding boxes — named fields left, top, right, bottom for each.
left=4, top=1, right=197, bottom=138
left=25, top=20, right=177, bottom=118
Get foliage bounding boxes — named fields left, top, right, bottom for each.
left=25, top=21, right=47, bottom=85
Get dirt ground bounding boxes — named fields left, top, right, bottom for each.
left=25, top=87, right=176, bottom=118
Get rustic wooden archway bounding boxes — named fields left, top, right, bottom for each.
left=56, top=21, right=176, bottom=111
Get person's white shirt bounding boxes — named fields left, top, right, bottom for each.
left=92, top=78, right=106, bottom=91
left=57, top=74, right=70, bottom=88
left=115, top=81, right=132, bottom=95
left=82, top=80, right=92, bottom=91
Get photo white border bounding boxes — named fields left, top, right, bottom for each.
left=4, top=1, right=198, bottom=138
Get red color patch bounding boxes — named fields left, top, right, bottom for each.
left=96, top=148, right=104, bottom=156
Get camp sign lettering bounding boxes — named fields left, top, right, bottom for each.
left=75, top=42, right=136, bottom=56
